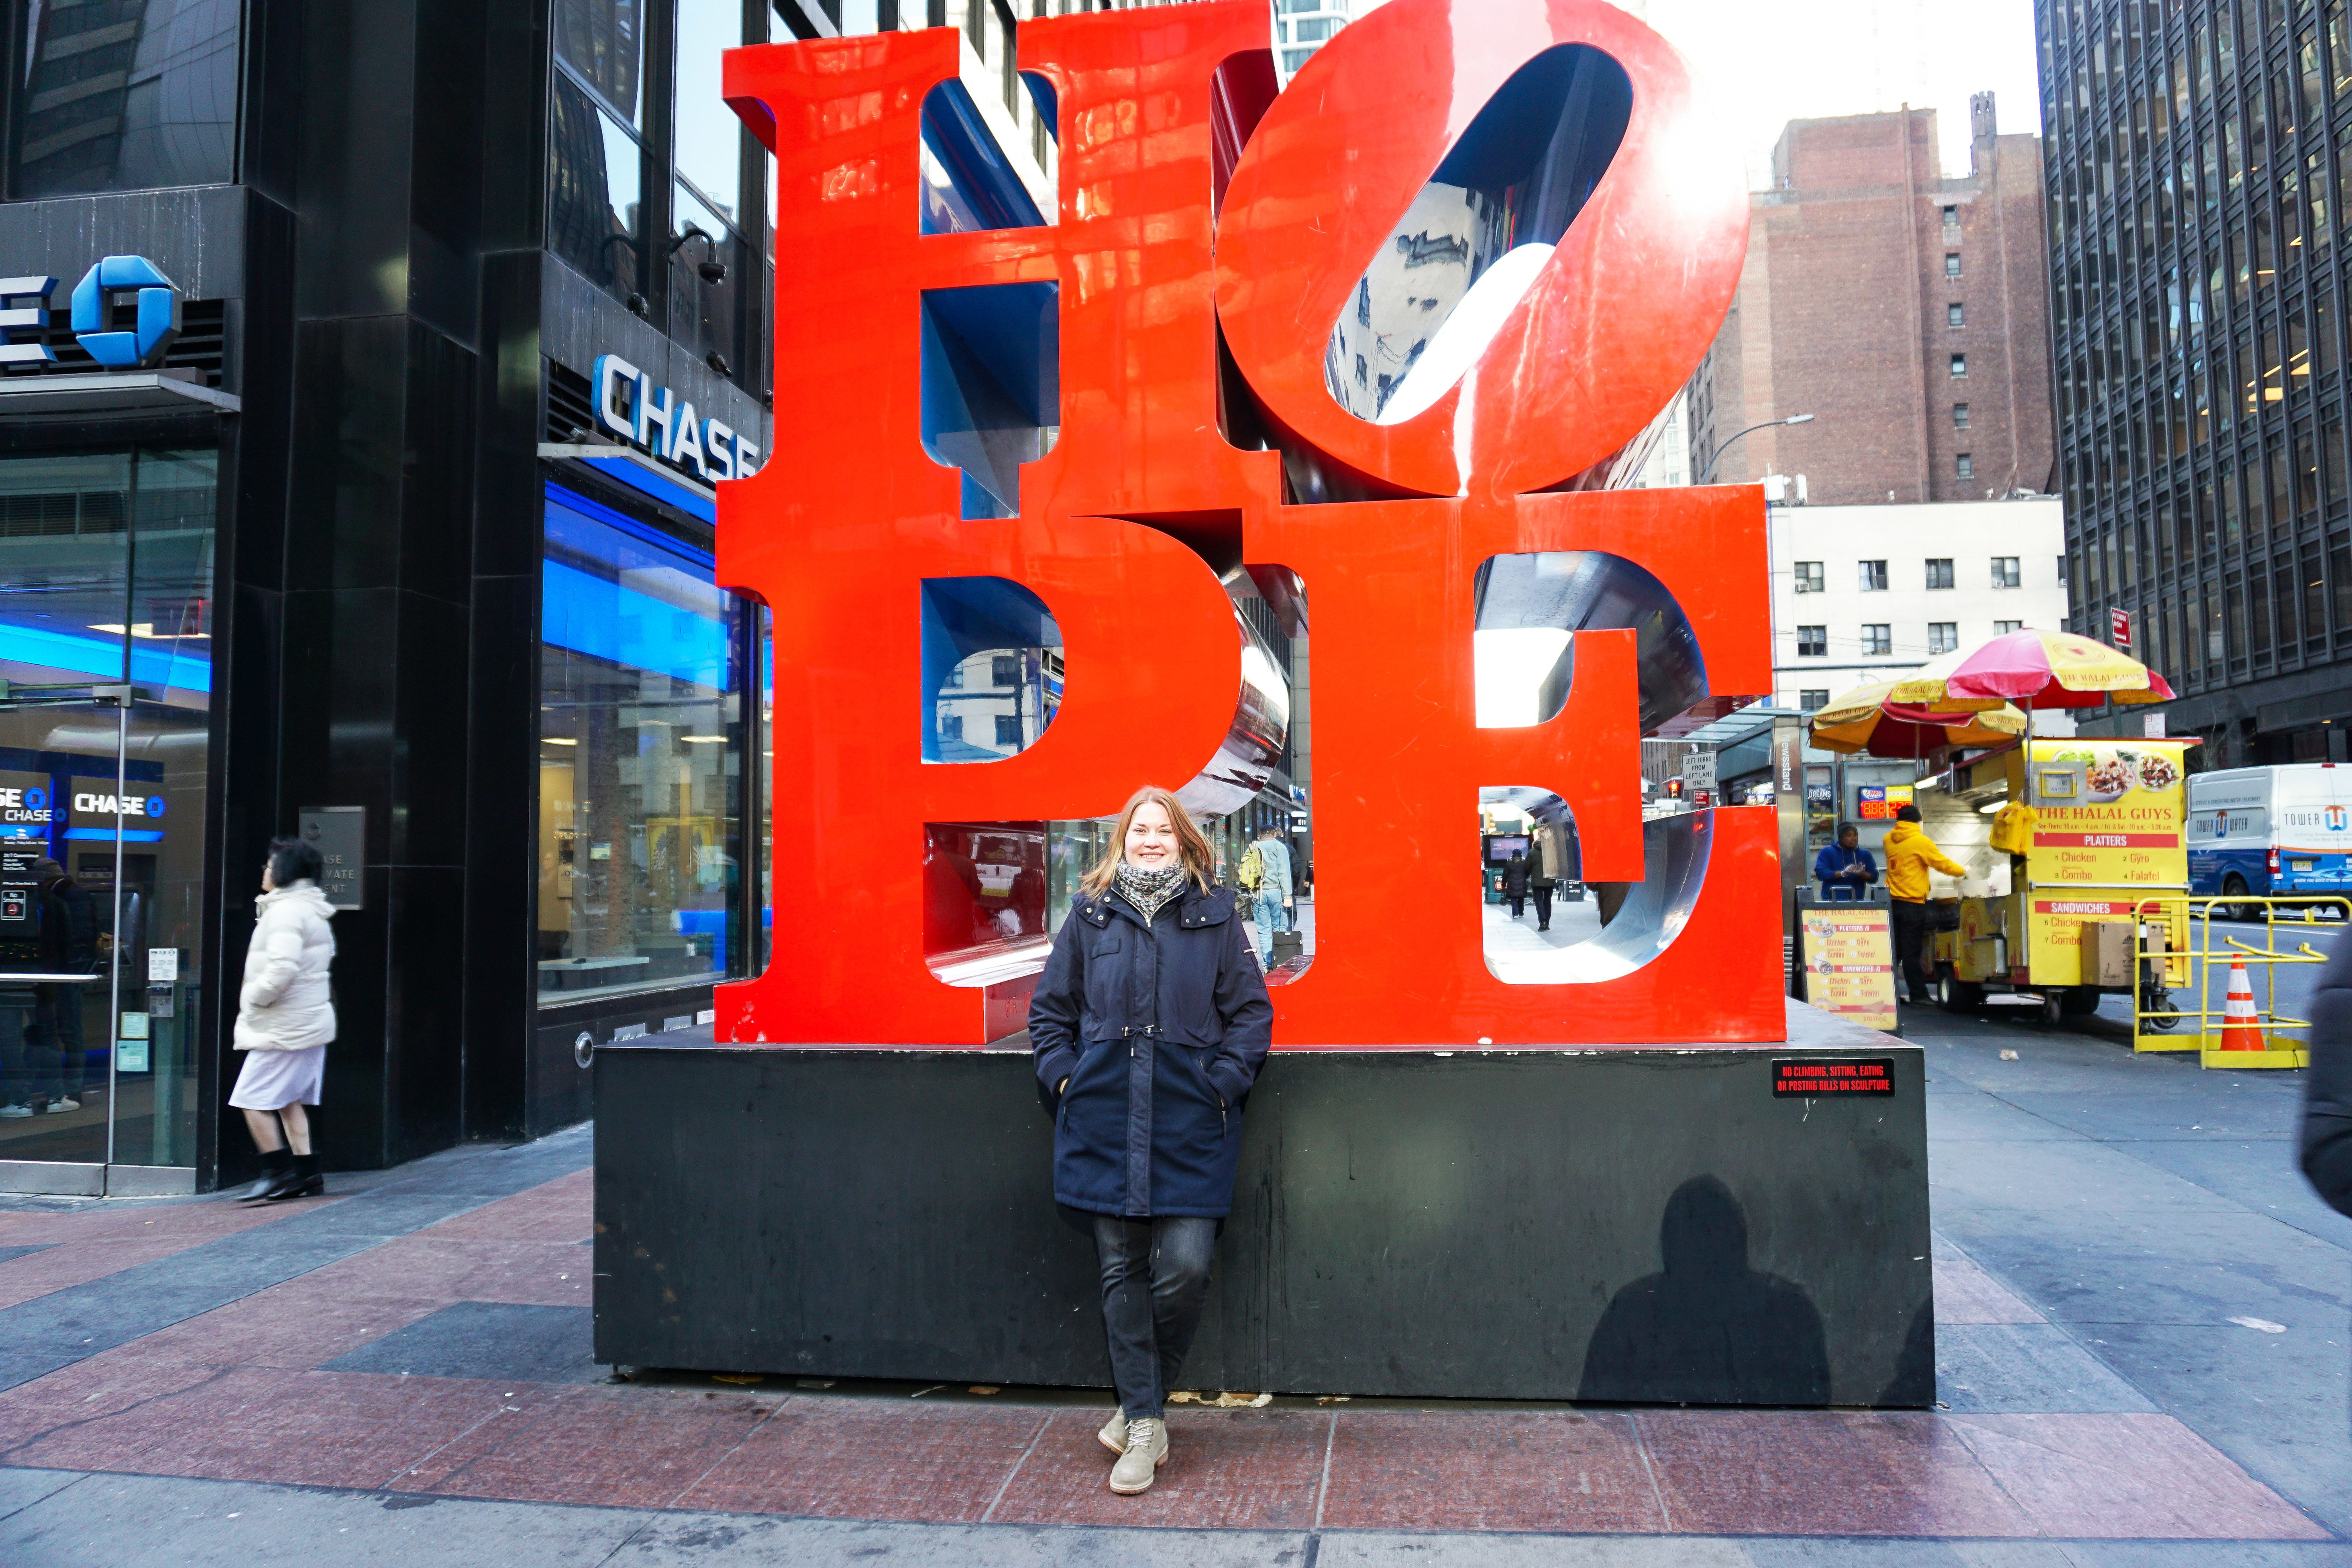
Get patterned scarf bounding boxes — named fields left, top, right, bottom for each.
left=1112, top=861, right=1188, bottom=925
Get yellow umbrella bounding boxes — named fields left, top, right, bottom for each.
left=1808, top=680, right=2029, bottom=756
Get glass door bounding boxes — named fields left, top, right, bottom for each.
left=0, top=449, right=214, bottom=1180
left=0, top=452, right=135, bottom=1171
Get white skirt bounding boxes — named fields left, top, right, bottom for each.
left=228, top=1046, right=326, bottom=1110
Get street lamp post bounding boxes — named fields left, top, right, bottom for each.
left=1698, top=413, right=1815, bottom=485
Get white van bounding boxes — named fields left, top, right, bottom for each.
left=2186, top=764, right=2352, bottom=910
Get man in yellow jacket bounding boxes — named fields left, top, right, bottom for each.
left=1883, top=804, right=1969, bottom=1004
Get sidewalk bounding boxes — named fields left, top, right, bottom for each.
left=0, top=1003, right=2348, bottom=1564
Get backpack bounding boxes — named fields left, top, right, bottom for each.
left=1237, top=845, right=1263, bottom=892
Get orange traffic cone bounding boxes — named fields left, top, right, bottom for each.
left=2218, top=960, right=2267, bottom=1051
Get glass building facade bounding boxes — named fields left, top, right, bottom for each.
left=2041, top=0, right=2352, bottom=761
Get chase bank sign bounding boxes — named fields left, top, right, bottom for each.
left=592, top=354, right=761, bottom=482
left=0, top=255, right=182, bottom=369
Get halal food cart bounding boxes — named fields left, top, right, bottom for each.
left=1921, top=737, right=2195, bottom=1022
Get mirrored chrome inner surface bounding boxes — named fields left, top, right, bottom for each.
left=1324, top=44, right=1632, bottom=427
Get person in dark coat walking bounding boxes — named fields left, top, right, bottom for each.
left=2303, top=936, right=2352, bottom=1203
left=27, top=860, right=96, bottom=1113
left=2307, top=938, right=2352, bottom=1432
left=1501, top=850, right=1531, bottom=918
left=1029, top=785, right=1272, bottom=1497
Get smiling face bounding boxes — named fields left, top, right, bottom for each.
left=1124, top=801, right=1180, bottom=870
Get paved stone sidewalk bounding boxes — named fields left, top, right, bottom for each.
left=0, top=1004, right=2345, bottom=1564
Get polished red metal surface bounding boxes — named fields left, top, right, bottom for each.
left=717, top=0, right=1781, bottom=1047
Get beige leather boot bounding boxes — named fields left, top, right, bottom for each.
left=1098, top=1408, right=1127, bottom=1455
left=1108, top=1417, right=1167, bottom=1494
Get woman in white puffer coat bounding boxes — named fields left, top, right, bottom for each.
left=228, top=836, right=336, bottom=1203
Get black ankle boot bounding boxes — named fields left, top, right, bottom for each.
left=266, top=1152, right=323, bottom=1202
left=234, top=1147, right=291, bottom=1203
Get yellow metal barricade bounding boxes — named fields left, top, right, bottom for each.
left=2132, top=896, right=2345, bottom=1069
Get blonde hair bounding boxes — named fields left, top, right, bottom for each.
left=1080, top=786, right=1217, bottom=896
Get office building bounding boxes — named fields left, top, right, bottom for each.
left=2038, top=0, right=2352, bottom=763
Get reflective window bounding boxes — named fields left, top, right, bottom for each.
left=669, top=2, right=749, bottom=373
left=1792, top=561, right=1823, bottom=593
left=673, top=0, right=743, bottom=223
left=538, top=486, right=746, bottom=1004
left=549, top=74, right=644, bottom=301
left=10, top=0, right=239, bottom=198
left=556, top=0, right=643, bottom=126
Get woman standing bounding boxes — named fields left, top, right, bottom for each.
left=1029, top=786, right=1273, bottom=1495
left=228, top=837, right=337, bottom=1203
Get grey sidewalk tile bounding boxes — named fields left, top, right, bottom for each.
left=0, top=1472, right=652, bottom=1568
left=267, top=1194, right=486, bottom=1238
left=2052, top=1547, right=2352, bottom=1566
left=0, top=1468, right=82, bottom=1523
left=0, top=1132, right=596, bottom=1395
left=1934, top=1324, right=2159, bottom=1413
left=0, top=1244, right=57, bottom=1265
left=611, top=1517, right=1311, bottom=1566
left=2059, top=1321, right=2352, bottom=1540
left=1319, top=1536, right=1755, bottom=1566
left=324, top=1302, right=601, bottom=1384
left=1739, top=1546, right=2077, bottom=1568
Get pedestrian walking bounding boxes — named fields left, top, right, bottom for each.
left=1812, top=823, right=1879, bottom=902
left=228, top=837, right=337, bottom=1203
left=1242, top=822, right=1293, bottom=968
left=1502, top=850, right=1531, bottom=918
left=2304, top=937, right=2352, bottom=1430
left=1882, top=804, right=1966, bottom=1004
left=1027, top=786, right=1273, bottom=1496
left=27, top=859, right=97, bottom=1114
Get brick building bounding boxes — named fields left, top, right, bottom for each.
left=1688, top=97, right=2056, bottom=507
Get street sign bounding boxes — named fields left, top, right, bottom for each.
left=1683, top=752, right=1717, bottom=797
left=2110, top=607, right=2133, bottom=650
left=299, top=806, right=365, bottom=910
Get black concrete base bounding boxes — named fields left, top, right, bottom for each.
left=593, top=1002, right=1932, bottom=1407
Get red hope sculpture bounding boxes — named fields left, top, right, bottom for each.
left=717, top=0, right=1783, bottom=1048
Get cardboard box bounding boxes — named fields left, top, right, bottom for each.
left=2083, top=920, right=2136, bottom=987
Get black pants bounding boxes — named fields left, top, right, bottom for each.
left=1891, top=899, right=1931, bottom=1002
left=1093, top=1215, right=1217, bottom=1421
left=27, top=985, right=84, bottom=1103
left=1532, top=885, right=1553, bottom=930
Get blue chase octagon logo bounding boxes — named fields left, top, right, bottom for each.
left=70, top=255, right=180, bottom=369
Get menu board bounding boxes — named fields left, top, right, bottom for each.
left=2024, top=738, right=2189, bottom=985
left=2024, top=739, right=2189, bottom=888
left=1799, top=904, right=1899, bottom=1032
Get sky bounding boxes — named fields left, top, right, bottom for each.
left=1351, top=0, right=2046, bottom=186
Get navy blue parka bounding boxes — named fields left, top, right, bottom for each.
left=1028, top=880, right=1273, bottom=1218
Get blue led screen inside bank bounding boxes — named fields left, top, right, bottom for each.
left=538, top=483, right=746, bottom=1002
